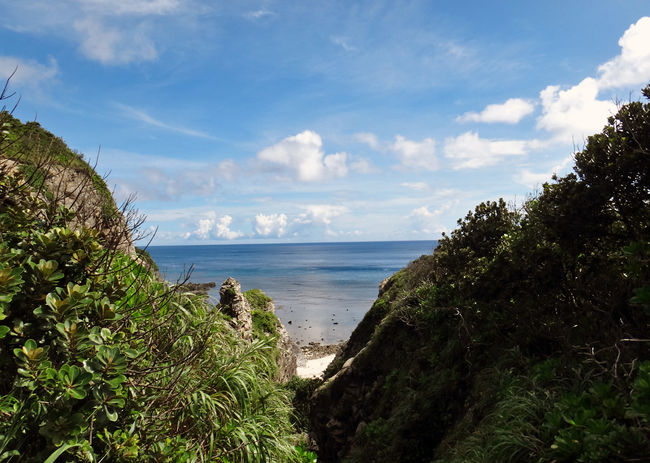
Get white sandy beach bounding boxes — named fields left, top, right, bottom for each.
left=297, top=354, right=336, bottom=379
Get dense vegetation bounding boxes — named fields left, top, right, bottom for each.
left=4, top=76, right=650, bottom=462
left=311, top=86, right=650, bottom=462
left=0, top=91, right=308, bottom=461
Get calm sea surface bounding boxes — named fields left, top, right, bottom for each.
left=147, top=241, right=436, bottom=344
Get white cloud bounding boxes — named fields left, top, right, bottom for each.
left=116, top=103, right=215, bottom=139
left=537, top=78, right=616, bottom=141
left=457, top=98, right=535, bottom=124
left=350, top=157, right=378, bottom=174
left=257, top=130, right=348, bottom=182
left=391, top=135, right=437, bottom=171
left=244, top=9, right=275, bottom=20
left=355, top=132, right=381, bottom=150
left=254, top=213, right=288, bottom=237
left=408, top=204, right=450, bottom=235
left=515, top=156, right=574, bottom=189
left=0, top=56, right=58, bottom=85
left=597, top=17, right=650, bottom=89
left=297, top=205, right=348, bottom=225
left=410, top=206, right=438, bottom=218
left=74, top=17, right=157, bottom=65
left=80, top=0, right=180, bottom=16
left=107, top=150, right=236, bottom=202
left=444, top=131, right=533, bottom=169
left=401, top=182, right=429, bottom=191
left=331, top=36, right=357, bottom=52
left=192, top=212, right=243, bottom=240
left=534, top=19, right=650, bottom=143
left=2, top=0, right=186, bottom=66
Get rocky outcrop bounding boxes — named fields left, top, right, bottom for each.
left=218, top=278, right=298, bottom=382
left=275, top=317, right=300, bottom=383
left=219, top=278, right=254, bottom=338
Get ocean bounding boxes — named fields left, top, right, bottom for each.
left=147, top=240, right=436, bottom=345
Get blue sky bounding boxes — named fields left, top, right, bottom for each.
left=1, top=1, right=650, bottom=245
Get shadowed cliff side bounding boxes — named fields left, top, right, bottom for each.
left=310, top=86, right=650, bottom=462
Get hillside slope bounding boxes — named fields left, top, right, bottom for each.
left=310, top=86, right=650, bottom=462
left=0, top=111, right=135, bottom=256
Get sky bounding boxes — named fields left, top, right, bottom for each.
left=1, top=1, right=650, bottom=245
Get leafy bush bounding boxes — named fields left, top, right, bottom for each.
left=312, top=85, right=650, bottom=461
left=251, top=309, right=280, bottom=339
left=244, top=289, right=273, bottom=311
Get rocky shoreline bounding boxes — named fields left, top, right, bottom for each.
left=300, top=341, right=345, bottom=360
left=189, top=278, right=344, bottom=379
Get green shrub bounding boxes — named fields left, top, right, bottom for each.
left=252, top=309, right=280, bottom=339
left=0, top=110, right=304, bottom=462
left=244, top=288, right=272, bottom=311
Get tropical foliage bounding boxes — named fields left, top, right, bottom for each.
left=313, top=85, right=650, bottom=462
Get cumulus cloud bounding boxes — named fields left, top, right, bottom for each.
left=444, top=131, right=534, bottom=169
left=537, top=78, right=616, bottom=141
left=254, top=213, right=288, bottom=237
left=408, top=204, right=450, bottom=235
left=192, top=212, right=242, bottom=240
left=457, top=98, right=535, bottom=124
left=257, top=130, right=349, bottom=182
left=597, top=17, right=650, bottom=89
left=296, top=205, right=348, bottom=225
left=0, top=56, right=58, bottom=85
left=391, top=135, right=437, bottom=171
left=534, top=18, right=650, bottom=143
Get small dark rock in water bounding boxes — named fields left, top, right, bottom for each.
left=288, top=320, right=292, bottom=324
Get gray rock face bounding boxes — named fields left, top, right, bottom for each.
left=275, top=321, right=300, bottom=383
left=218, top=277, right=298, bottom=381
left=219, top=278, right=253, bottom=339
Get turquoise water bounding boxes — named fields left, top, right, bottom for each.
left=147, top=241, right=436, bottom=344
